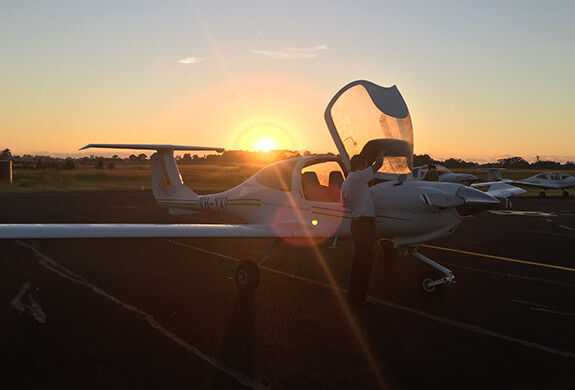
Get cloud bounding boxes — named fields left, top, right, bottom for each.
left=178, top=57, right=205, bottom=64
left=251, top=45, right=327, bottom=59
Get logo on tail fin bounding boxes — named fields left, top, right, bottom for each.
left=157, top=160, right=176, bottom=196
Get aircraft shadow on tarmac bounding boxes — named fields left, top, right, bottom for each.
left=211, top=291, right=256, bottom=388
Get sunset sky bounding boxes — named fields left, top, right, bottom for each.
left=1, top=1, right=574, bottom=162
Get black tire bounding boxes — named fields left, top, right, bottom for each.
left=235, top=260, right=260, bottom=292
left=562, top=191, right=569, bottom=198
left=374, top=239, right=397, bottom=267
left=417, top=271, right=445, bottom=298
left=539, top=191, right=546, bottom=198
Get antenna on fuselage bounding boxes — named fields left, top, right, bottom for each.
left=234, top=161, right=248, bottom=181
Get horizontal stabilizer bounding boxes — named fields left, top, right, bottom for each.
left=80, top=144, right=224, bottom=153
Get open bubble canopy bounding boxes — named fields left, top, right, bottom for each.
left=324, top=80, right=413, bottom=175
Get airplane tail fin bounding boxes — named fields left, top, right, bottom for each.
left=486, top=168, right=504, bottom=182
left=150, top=150, right=197, bottom=200
left=80, top=143, right=224, bottom=203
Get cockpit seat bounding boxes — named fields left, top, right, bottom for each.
left=328, top=171, right=344, bottom=202
left=302, top=171, right=330, bottom=202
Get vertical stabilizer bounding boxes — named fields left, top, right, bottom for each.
left=487, top=168, right=504, bottom=182
left=150, top=150, right=197, bottom=200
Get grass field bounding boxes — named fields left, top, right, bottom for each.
left=0, top=162, right=268, bottom=194
left=1, top=162, right=574, bottom=197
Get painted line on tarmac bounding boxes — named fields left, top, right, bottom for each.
left=423, top=245, right=575, bottom=273
left=528, top=229, right=575, bottom=238
left=374, top=297, right=575, bottom=359
left=510, top=299, right=575, bottom=317
left=170, top=240, right=575, bottom=360
left=11, top=282, right=47, bottom=323
left=441, top=262, right=575, bottom=289
left=488, top=210, right=555, bottom=217
left=169, top=240, right=339, bottom=291
left=60, top=211, right=100, bottom=223
left=15, top=240, right=270, bottom=390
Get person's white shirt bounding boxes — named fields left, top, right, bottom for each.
left=341, top=167, right=375, bottom=218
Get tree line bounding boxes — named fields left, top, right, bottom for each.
left=414, top=154, right=575, bottom=170
left=2, top=147, right=574, bottom=171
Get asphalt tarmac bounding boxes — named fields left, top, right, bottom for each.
left=1, top=191, right=574, bottom=389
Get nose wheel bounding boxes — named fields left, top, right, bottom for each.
left=412, top=250, right=455, bottom=298
left=418, top=271, right=446, bottom=297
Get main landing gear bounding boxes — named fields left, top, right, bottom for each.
left=538, top=190, right=569, bottom=198
left=375, top=239, right=456, bottom=298
left=235, top=260, right=260, bottom=291
left=234, top=239, right=281, bottom=292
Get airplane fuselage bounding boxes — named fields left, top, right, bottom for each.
left=158, top=155, right=490, bottom=247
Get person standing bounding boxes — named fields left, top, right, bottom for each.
left=341, top=150, right=385, bottom=307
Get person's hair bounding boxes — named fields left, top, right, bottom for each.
left=350, top=154, right=367, bottom=171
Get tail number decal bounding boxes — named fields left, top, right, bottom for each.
left=199, top=196, right=228, bottom=211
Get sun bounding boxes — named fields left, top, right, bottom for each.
left=234, top=121, right=295, bottom=151
left=253, top=137, right=278, bottom=152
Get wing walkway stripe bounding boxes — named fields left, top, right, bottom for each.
left=15, top=240, right=270, bottom=390
left=170, top=240, right=575, bottom=360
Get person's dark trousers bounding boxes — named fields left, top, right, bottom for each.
left=349, top=216, right=376, bottom=303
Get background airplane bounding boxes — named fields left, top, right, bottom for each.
left=403, top=165, right=525, bottom=207
left=412, top=164, right=479, bottom=185
left=0, top=80, right=501, bottom=297
left=514, top=172, right=575, bottom=198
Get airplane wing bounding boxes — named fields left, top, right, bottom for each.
left=470, top=178, right=514, bottom=189
left=0, top=223, right=333, bottom=240
left=513, top=180, right=562, bottom=189
left=484, top=182, right=526, bottom=198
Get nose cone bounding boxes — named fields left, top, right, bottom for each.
left=455, top=186, right=500, bottom=216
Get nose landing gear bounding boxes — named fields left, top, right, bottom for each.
left=375, top=240, right=456, bottom=298
left=412, top=249, right=455, bottom=298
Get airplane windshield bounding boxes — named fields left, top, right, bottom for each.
left=325, top=81, right=413, bottom=175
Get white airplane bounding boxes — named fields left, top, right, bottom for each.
left=402, top=166, right=525, bottom=207
left=514, top=172, right=575, bottom=198
left=469, top=168, right=526, bottom=206
left=0, top=80, right=501, bottom=297
left=412, top=164, right=479, bottom=186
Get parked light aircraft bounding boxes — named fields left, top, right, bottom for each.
left=470, top=168, right=526, bottom=205
left=515, top=172, right=575, bottom=198
left=0, top=80, right=501, bottom=297
left=396, top=165, right=525, bottom=207
left=412, top=164, right=479, bottom=186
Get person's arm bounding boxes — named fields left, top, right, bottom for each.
left=371, top=150, right=385, bottom=173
